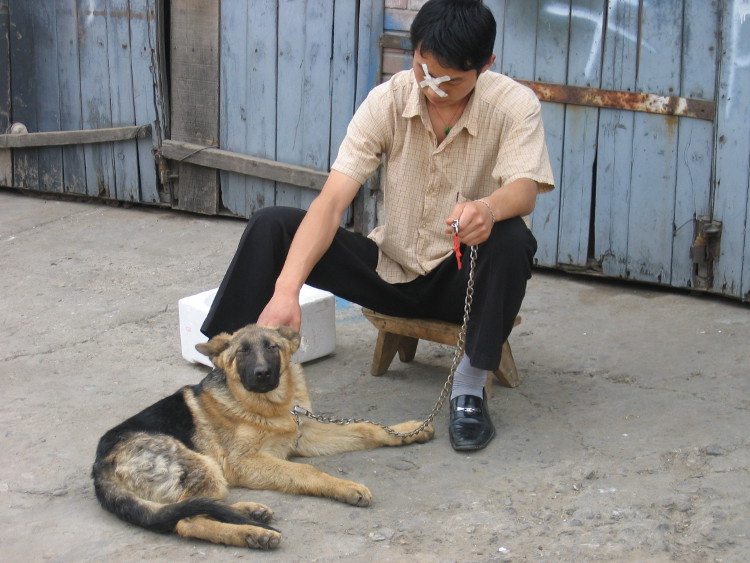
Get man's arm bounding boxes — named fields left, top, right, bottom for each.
left=257, top=169, right=362, bottom=330
left=445, top=177, right=538, bottom=246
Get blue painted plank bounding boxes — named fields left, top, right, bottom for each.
left=275, top=0, right=334, bottom=210
left=627, top=0, right=683, bottom=284
left=713, top=0, right=750, bottom=299
left=670, top=0, right=719, bottom=289
left=0, top=0, right=10, bottom=186
left=498, top=0, right=538, bottom=80
left=34, top=1, right=64, bottom=193
left=356, top=0, right=383, bottom=107
left=107, top=0, right=140, bottom=201
left=353, top=0, right=383, bottom=231
left=219, top=0, right=249, bottom=216
left=77, top=0, right=116, bottom=198
left=222, top=0, right=277, bottom=216
left=8, top=0, right=39, bottom=189
left=486, top=0, right=506, bottom=66
left=55, top=0, right=86, bottom=194
left=556, top=0, right=603, bottom=267
left=530, top=0, right=570, bottom=267
left=129, top=0, right=161, bottom=203
left=595, top=0, right=640, bottom=278
left=330, top=0, right=358, bottom=167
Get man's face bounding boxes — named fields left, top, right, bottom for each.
left=412, top=49, right=493, bottom=106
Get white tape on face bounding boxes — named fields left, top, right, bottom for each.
left=419, top=63, right=450, bottom=98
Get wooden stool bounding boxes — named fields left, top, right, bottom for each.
left=361, top=309, right=521, bottom=390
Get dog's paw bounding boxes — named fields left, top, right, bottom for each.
left=391, top=420, right=435, bottom=443
left=338, top=482, right=372, bottom=507
left=245, top=527, right=282, bottom=550
left=231, top=501, right=274, bottom=523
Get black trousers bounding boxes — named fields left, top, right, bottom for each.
left=201, top=206, right=536, bottom=371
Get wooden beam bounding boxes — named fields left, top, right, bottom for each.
left=0, top=125, right=151, bottom=148
left=516, top=80, right=715, bottom=121
left=161, top=139, right=328, bottom=191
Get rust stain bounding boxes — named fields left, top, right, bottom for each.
left=517, top=80, right=715, bottom=122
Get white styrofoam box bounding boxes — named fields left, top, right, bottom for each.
left=178, top=285, right=336, bottom=367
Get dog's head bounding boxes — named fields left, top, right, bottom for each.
left=196, top=325, right=301, bottom=393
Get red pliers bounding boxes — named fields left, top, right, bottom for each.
left=451, top=218, right=462, bottom=270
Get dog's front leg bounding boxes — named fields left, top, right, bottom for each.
left=227, top=453, right=372, bottom=507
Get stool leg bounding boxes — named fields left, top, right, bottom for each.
left=397, top=337, right=418, bottom=363
left=371, top=331, right=401, bottom=376
left=492, top=340, right=520, bottom=388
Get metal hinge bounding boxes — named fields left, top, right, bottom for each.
left=690, top=217, right=722, bottom=290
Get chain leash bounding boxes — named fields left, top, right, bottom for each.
left=291, top=244, right=478, bottom=437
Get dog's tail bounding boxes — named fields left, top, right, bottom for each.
left=92, top=463, right=274, bottom=534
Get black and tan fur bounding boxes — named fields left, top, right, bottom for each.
left=92, top=324, right=433, bottom=549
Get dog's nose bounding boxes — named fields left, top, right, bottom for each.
left=254, top=366, right=270, bottom=380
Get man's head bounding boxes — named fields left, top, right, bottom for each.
left=410, top=0, right=497, bottom=73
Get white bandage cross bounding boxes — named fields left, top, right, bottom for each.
left=419, top=63, right=450, bottom=98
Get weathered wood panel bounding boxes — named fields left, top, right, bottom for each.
left=595, top=0, right=639, bottom=278
left=557, top=0, right=602, bottom=267
left=218, top=0, right=367, bottom=226
left=670, top=1, right=718, bottom=290
left=170, top=0, right=219, bottom=214
left=626, top=1, right=683, bottom=284
left=275, top=0, right=334, bottom=209
left=528, top=0, right=569, bottom=267
left=129, top=0, right=161, bottom=203
left=0, top=0, right=11, bottom=186
left=8, top=0, right=39, bottom=190
left=79, top=3, right=116, bottom=198
left=56, top=0, right=86, bottom=195
left=34, top=1, right=64, bottom=194
left=219, top=0, right=277, bottom=216
left=107, top=0, right=140, bottom=201
left=713, top=0, right=750, bottom=300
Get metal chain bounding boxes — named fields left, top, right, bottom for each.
left=291, top=244, right=478, bottom=437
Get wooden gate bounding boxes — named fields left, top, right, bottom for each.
left=163, top=0, right=383, bottom=232
left=0, top=0, right=165, bottom=202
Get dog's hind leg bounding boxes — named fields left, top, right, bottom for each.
left=176, top=516, right=281, bottom=549
left=229, top=501, right=274, bottom=524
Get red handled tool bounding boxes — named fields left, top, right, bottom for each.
left=451, top=219, right=462, bottom=270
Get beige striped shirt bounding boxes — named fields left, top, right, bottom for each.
left=332, top=69, right=555, bottom=284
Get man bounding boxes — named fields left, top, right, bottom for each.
left=202, top=0, right=555, bottom=451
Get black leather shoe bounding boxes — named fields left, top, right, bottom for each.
left=449, top=393, right=495, bottom=451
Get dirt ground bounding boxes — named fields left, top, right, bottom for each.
left=1, top=189, right=749, bottom=562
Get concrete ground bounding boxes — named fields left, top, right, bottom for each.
left=1, top=188, right=748, bottom=562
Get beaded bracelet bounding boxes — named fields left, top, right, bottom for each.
left=475, top=199, right=496, bottom=224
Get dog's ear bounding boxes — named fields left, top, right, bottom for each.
left=276, top=326, right=301, bottom=355
left=196, top=332, right=232, bottom=359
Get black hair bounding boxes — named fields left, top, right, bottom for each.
left=410, top=0, right=496, bottom=73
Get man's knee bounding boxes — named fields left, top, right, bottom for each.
left=244, top=206, right=306, bottom=242
left=485, top=217, right=537, bottom=263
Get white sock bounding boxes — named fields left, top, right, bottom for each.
left=450, top=354, right=487, bottom=400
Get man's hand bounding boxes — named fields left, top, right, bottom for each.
left=445, top=179, right=539, bottom=245
left=445, top=200, right=494, bottom=246
left=257, top=290, right=302, bottom=331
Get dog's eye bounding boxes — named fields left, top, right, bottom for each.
left=239, top=342, right=251, bottom=353
left=265, top=342, right=277, bottom=350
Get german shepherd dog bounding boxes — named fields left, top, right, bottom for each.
left=92, top=324, right=434, bottom=549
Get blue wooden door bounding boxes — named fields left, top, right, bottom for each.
left=218, top=0, right=381, bottom=218
left=1, top=0, right=163, bottom=202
